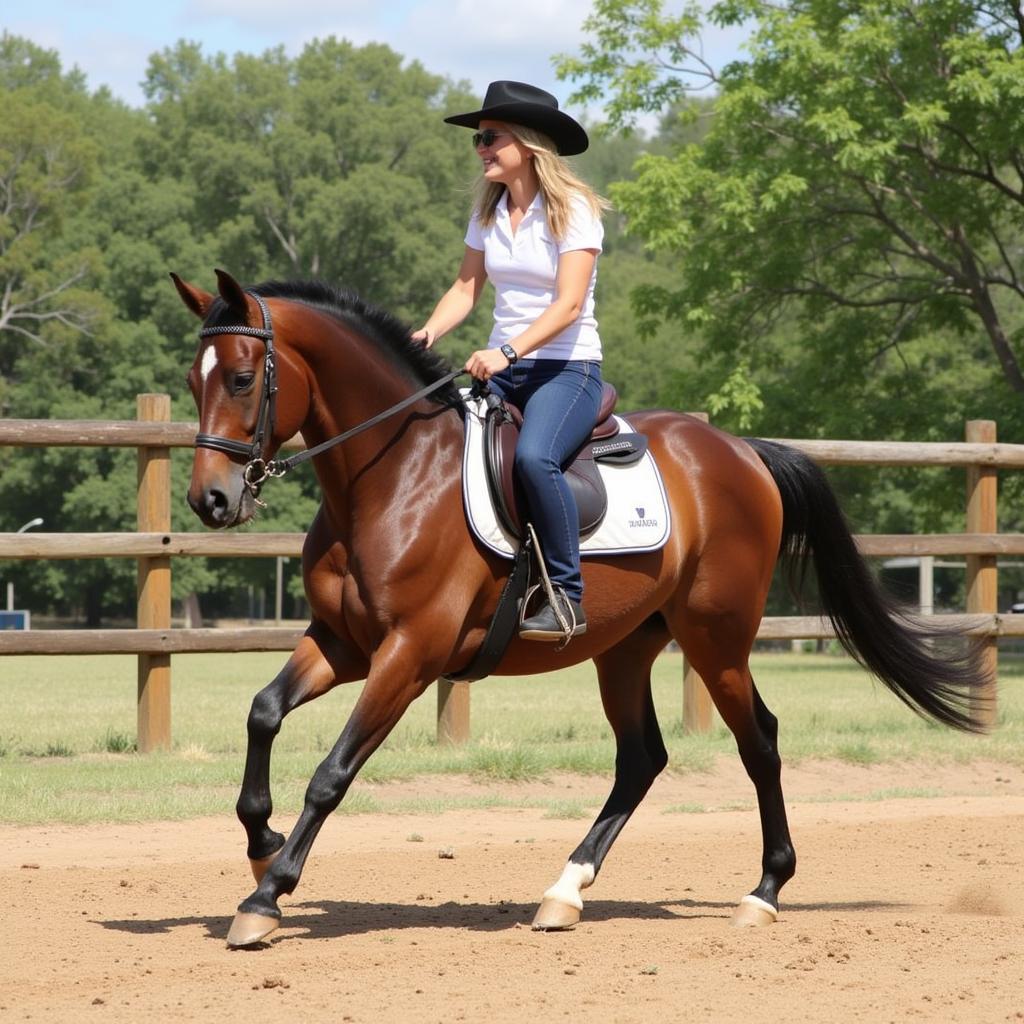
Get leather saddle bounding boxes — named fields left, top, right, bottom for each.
left=481, top=382, right=647, bottom=540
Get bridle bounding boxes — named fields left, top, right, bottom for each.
left=193, top=290, right=467, bottom=503
left=194, top=292, right=281, bottom=499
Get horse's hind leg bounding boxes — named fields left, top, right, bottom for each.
left=678, top=619, right=796, bottom=926
left=237, top=622, right=368, bottom=881
left=533, top=615, right=671, bottom=931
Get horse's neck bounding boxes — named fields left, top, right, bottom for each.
left=296, top=331, right=463, bottom=532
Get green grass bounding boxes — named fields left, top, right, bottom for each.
left=0, top=650, right=1021, bottom=824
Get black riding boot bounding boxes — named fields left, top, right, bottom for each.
left=519, top=589, right=587, bottom=642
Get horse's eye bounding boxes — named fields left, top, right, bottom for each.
left=233, top=372, right=256, bottom=393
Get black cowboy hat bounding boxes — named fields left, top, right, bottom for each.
left=444, top=80, right=589, bottom=156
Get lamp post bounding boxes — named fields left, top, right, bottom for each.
left=6, top=518, right=43, bottom=611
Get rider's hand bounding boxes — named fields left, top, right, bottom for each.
left=411, top=326, right=436, bottom=348
left=465, top=348, right=510, bottom=381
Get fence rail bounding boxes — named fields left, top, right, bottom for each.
left=0, top=400, right=1018, bottom=748
left=4, top=531, right=1024, bottom=560
left=3, top=417, right=1024, bottom=465
left=3, top=614, right=1024, bottom=657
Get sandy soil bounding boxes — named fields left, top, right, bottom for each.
left=2, top=759, right=1023, bottom=1023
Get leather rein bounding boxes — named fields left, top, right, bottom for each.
left=194, top=291, right=468, bottom=502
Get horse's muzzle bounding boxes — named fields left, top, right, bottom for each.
left=187, top=481, right=254, bottom=528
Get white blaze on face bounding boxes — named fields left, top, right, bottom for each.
left=542, top=861, right=595, bottom=910
left=200, top=344, right=218, bottom=383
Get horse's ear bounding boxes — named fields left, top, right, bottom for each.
left=170, top=272, right=214, bottom=319
left=214, top=268, right=250, bottom=317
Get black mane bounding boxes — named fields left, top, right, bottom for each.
left=211, top=279, right=464, bottom=410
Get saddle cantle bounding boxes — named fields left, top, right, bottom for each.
left=482, top=382, right=648, bottom=540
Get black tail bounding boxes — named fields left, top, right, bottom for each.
left=746, top=438, right=989, bottom=733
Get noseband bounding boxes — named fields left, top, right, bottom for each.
left=193, top=290, right=467, bottom=504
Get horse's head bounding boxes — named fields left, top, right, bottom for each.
left=173, top=269, right=301, bottom=528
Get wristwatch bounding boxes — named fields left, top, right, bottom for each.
left=500, top=343, right=519, bottom=365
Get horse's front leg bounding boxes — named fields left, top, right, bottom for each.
left=237, top=622, right=368, bottom=882
left=226, top=630, right=437, bottom=947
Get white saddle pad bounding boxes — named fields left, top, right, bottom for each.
left=460, top=393, right=671, bottom=559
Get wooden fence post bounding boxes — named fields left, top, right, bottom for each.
left=437, top=679, right=470, bottom=745
left=965, top=419, right=998, bottom=728
left=137, top=394, right=172, bottom=752
left=682, top=411, right=715, bottom=734
left=683, top=661, right=713, bottom=734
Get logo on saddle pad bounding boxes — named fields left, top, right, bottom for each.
left=629, top=506, right=659, bottom=529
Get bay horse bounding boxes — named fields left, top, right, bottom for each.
left=173, top=269, right=984, bottom=948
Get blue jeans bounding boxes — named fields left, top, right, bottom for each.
left=486, top=359, right=604, bottom=602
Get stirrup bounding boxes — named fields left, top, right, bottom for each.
left=519, top=586, right=586, bottom=644
left=519, top=525, right=583, bottom=650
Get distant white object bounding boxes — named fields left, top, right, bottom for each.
left=7, top=517, right=43, bottom=612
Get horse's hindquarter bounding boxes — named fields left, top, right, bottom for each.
left=630, top=410, right=782, bottom=546
left=632, top=410, right=783, bottom=629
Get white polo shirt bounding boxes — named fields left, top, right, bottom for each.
left=465, top=190, right=603, bottom=361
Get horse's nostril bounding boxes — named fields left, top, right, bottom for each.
left=189, top=487, right=231, bottom=523
left=205, top=488, right=229, bottom=519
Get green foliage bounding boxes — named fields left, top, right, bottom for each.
left=705, top=358, right=764, bottom=430
left=139, top=37, right=480, bottom=318
left=555, top=0, right=710, bottom=130
left=98, top=729, right=136, bottom=754
left=558, top=0, right=1024, bottom=529
left=0, top=33, right=483, bottom=622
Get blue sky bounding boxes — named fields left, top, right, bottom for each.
left=2, top=0, right=750, bottom=115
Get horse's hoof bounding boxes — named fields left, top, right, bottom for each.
left=731, top=894, right=778, bottom=928
left=531, top=897, right=581, bottom=931
left=249, top=850, right=280, bottom=884
left=226, top=911, right=281, bottom=948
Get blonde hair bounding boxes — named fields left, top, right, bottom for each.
left=472, top=123, right=610, bottom=240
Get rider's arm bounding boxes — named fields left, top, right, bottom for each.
left=412, top=246, right=487, bottom=348
left=463, top=247, right=597, bottom=380
left=502, top=248, right=597, bottom=360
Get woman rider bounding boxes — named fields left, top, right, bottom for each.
left=413, top=80, right=608, bottom=643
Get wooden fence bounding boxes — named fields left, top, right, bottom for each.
left=1, top=397, right=1021, bottom=750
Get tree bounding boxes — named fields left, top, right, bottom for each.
left=0, top=35, right=106, bottom=409
left=558, top=1, right=1024, bottom=404
left=140, top=38, right=483, bottom=320
left=0, top=33, right=493, bottom=623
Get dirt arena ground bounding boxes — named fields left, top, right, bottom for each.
left=3, top=759, right=1022, bottom=1023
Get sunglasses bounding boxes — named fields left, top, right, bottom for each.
left=472, top=129, right=510, bottom=148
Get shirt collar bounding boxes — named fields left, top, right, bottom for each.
left=499, top=188, right=544, bottom=220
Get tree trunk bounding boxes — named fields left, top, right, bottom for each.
left=84, top=582, right=103, bottom=628
left=183, top=592, right=203, bottom=628
left=972, top=285, right=1024, bottom=394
